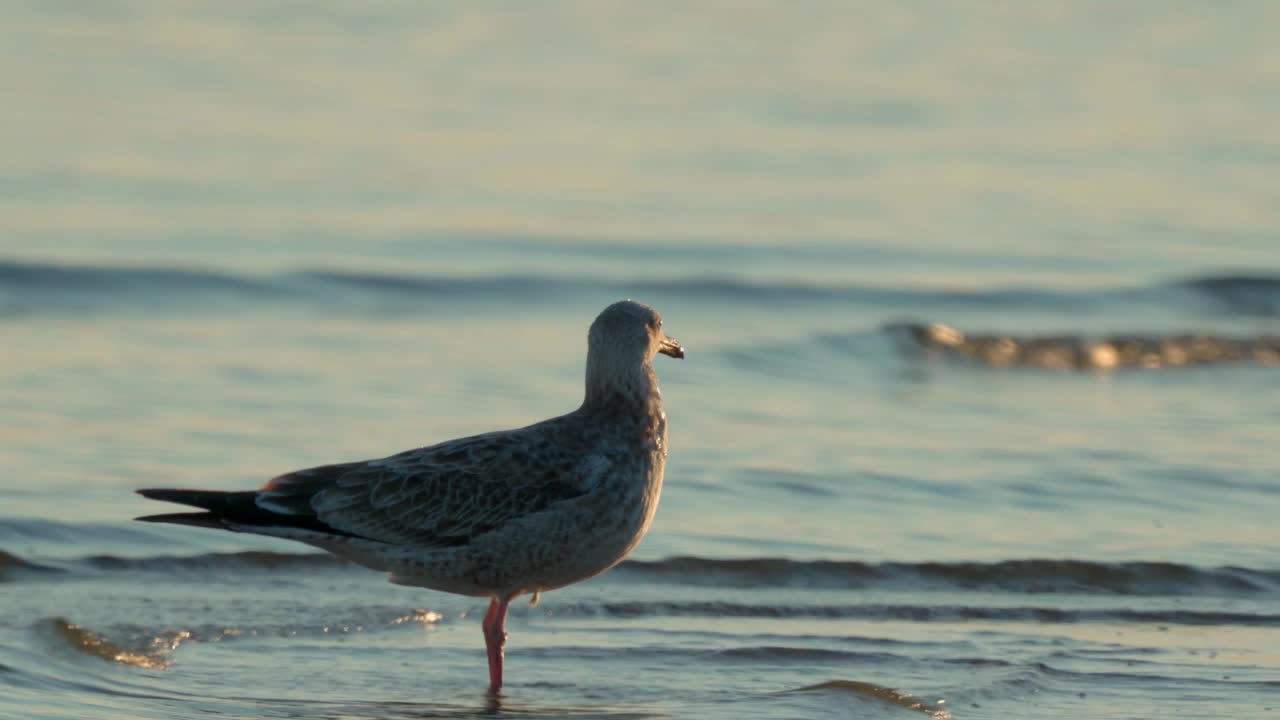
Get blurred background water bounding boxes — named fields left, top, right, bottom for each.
left=2, top=2, right=1278, bottom=719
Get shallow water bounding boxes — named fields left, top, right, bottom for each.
left=3, top=2, right=1279, bottom=719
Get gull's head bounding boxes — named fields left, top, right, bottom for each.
left=588, top=300, right=684, bottom=367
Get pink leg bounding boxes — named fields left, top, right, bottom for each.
left=481, top=596, right=510, bottom=694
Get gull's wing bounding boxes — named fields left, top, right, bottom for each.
left=255, top=426, right=598, bottom=547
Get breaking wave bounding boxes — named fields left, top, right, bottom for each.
left=556, top=601, right=1280, bottom=627
left=5, top=547, right=1277, bottom=597
left=0, top=550, right=62, bottom=581
left=615, top=556, right=1280, bottom=595
left=882, top=323, right=1280, bottom=370
left=2, top=258, right=1277, bottom=317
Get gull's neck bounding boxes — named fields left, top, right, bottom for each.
left=581, top=356, right=662, bottom=418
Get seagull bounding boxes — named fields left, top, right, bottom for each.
left=135, top=299, right=683, bottom=695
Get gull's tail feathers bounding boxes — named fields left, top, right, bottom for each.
left=135, top=489, right=263, bottom=530
left=134, top=488, right=361, bottom=539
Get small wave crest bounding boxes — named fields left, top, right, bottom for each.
left=0, top=516, right=164, bottom=547
left=139, top=607, right=444, bottom=646
left=80, top=550, right=349, bottom=572
left=1178, top=274, right=1280, bottom=316
left=716, top=645, right=890, bottom=662
left=39, top=618, right=188, bottom=670
left=786, top=680, right=952, bottom=719
left=0, top=548, right=347, bottom=583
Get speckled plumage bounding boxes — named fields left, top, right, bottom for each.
left=135, top=300, right=683, bottom=693
left=250, top=399, right=666, bottom=599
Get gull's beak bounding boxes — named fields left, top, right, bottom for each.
left=658, top=336, right=685, bottom=359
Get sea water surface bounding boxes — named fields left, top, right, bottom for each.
left=3, top=2, right=1280, bottom=719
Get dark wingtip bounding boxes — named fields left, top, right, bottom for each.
left=135, top=488, right=238, bottom=507
left=136, top=488, right=184, bottom=500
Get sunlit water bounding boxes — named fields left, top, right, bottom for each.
left=3, top=2, right=1279, bottom=719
